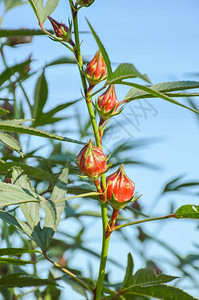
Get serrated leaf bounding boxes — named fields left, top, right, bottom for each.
left=0, top=248, right=40, bottom=256
left=0, top=119, right=84, bottom=145
left=125, top=284, right=198, bottom=300
left=108, top=63, right=150, bottom=84
left=33, top=70, right=48, bottom=125
left=0, top=132, right=23, bottom=156
left=122, top=253, right=134, bottom=288
left=124, top=82, right=199, bottom=114
left=11, top=167, right=40, bottom=228
left=86, top=19, right=112, bottom=77
left=0, top=257, right=36, bottom=265
left=125, top=269, right=177, bottom=290
left=0, top=60, right=32, bottom=86
left=0, top=273, right=56, bottom=287
left=28, top=0, right=59, bottom=23
left=0, top=182, right=42, bottom=207
left=174, top=205, right=199, bottom=219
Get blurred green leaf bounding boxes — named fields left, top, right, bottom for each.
left=0, top=257, right=36, bottom=265
left=0, top=119, right=85, bottom=145
left=0, top=60, right=32, bottom=87
left=174, top=205, right=199, bottom=219
left=3, top=0, right=26, bottom=12
left=0, top=108, right=9, bottom=116
left=0, top=248, right=40, bottom=256
left=33, top=70, right=48, bottom=125
left=0, top=132, right=23, bottom=156
left=108, top=63, right=150, bottom=84
left=0, top=273, right=56, bottom=287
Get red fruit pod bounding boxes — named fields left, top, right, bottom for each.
left=76, top=140, right=107, bottom=179
left=86, top=50, right=106, bottom=86
left=96, top=84, right=121, bottom=121
left=106, top=164, right=136, bottom=210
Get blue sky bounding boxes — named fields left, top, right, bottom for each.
left=1, top=0, right=199, bottom=299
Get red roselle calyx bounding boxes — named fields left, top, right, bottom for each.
left=86, top=50, right=106, bottom=86
left=106, top=164, right=135, bottom=210
left=48, top=16, right=73, bottom=45
left=96, top=84, right=121, bottom=122
left=75, top=140, right=107, bottom=179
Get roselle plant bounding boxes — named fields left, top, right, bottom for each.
left=0, top=0, right=199, bottom=299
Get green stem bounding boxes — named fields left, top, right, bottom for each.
left=113, top=214, right=175, bottom=231
left=54, top=191, right=102, bottom=203
left=43, top=250, right=92, bottom=292
left=70, top=5, right=109, bottom=299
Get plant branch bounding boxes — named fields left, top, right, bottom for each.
left=42, top=250, right=92, bottom=292
left=54, top=191, right=102, bottom=203
left=113, top=214, right=175, bottom=231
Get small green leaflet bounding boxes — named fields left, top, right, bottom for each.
left=0, top=132, right=23, bottom=156
left=0, top=273, right=56, bottom=287
left=0, top=248, right=40, bottom=256
left=174, top=205, right=199, bottom=219
left=0, top=258, right=36, bottom=265
left=28, top=0, right=59, bottom=24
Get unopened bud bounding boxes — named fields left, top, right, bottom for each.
left=48, top=16, right=73, bottom=44
left=77, top=0, right=95, bottom=7
left=86, top=50, right=106, bottom=86
left=76, top=140, right=107, bottom=179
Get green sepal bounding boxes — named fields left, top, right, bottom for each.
left=95, top=100, right=123, bottom=120
left=109, top=192, right=142, bottom=211
left=86, top=72, right=107, bottom=87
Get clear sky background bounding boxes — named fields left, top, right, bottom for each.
left=1, top=0, right=199, bottom=299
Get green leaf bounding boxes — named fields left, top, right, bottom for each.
left=0, top=257, right=36, bottom=265
left=86, top=19, right=112, bottom=77
left=127, top=269, right=177, bottom=289
left=51, top=166, right=69, bottom=229
left=0, top=161, right=55, bottom=182
left=0, top=60, right=32, bottom=87
left=46, top=56, right=89, bottom=67
left=11, top=167, right=40, bottom=228
left=0, top=107, right=9, bottom=116
left=0, top=28, right=53, bottom=37
left=174, top=205, right=199, bottom=219
left=0, top=273, right=56, bottom=287
left=0, top=182, right=42, bottom=207
left=0, top=132, right=23, bottom=156
left=122, top=253, right=134, bottom=288
left=28, top=0, right=59, bottom=23
left=0, top=209, right=33, bottom=237
left=125, top=284, right=198, bottom=300
left=33, top=70, right=48, bottom=125
left=0, top=119, right=85, bottom=145
left=3, top=0, right=26, bottom=12
left=124, top=82, right=199, bottom=114
left=108, top=63, right=150, bottom=84
left=0, top=248, right=40, bottom=256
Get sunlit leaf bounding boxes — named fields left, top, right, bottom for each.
left=174, top=205, right=199, bottom=219
left=0, top=132, right=23, bottom=156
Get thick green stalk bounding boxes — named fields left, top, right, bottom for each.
left=70, top=4, right=109, bottom=299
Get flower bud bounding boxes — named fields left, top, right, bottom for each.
left=106, top=165, right=135, bottom=210
left=77, top=0, right=95, bottom=7
left=76, top=140, right=107, bottom=179
left=48, top=16, right=72, bottom=43
left=86, top=50, right=106, bottom=86
left=96, top=84, right=120, bottom=121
